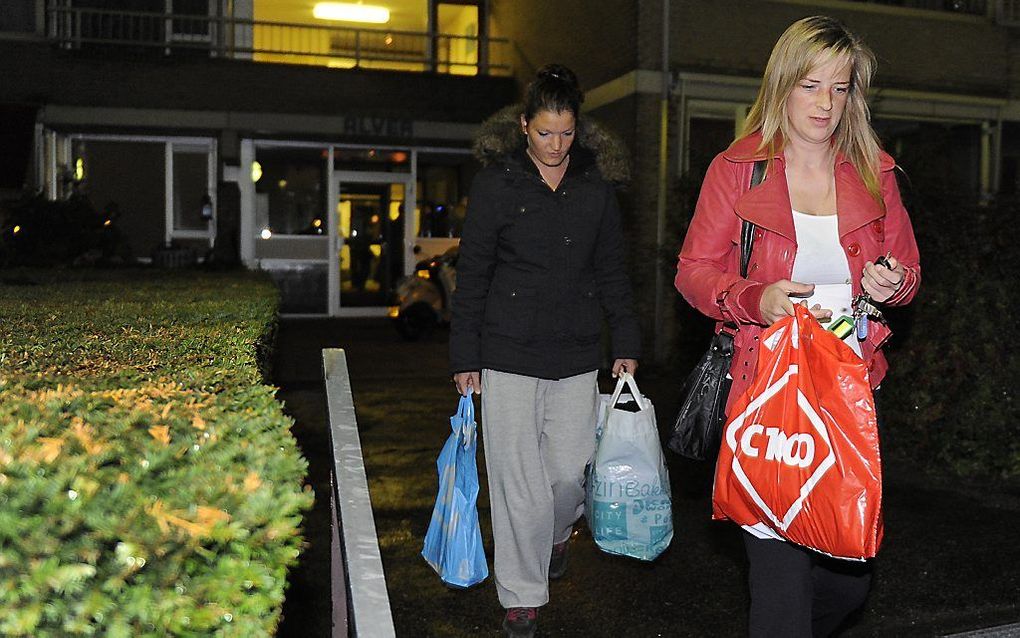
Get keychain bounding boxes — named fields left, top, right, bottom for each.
left=853, top=253, right=891, bottom=340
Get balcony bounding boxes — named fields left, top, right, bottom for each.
left=45, top=3, right=510, bottom=76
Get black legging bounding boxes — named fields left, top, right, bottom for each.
left=743, top=532, right=872, bottom=637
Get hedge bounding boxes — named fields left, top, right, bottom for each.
left=0, top=270, right=313, bottom=636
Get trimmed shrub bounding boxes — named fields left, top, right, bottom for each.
left=0, top=194, right=129, bottom=267
left=0, top=270, right=313, bottom=636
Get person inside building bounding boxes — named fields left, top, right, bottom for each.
left=674, top=16, right=921, bottom=637
left=449, top=64, right=641, bottom=638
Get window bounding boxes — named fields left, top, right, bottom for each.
left=72, top=139, right=167, bottom=260
left=415, top=151, right=478, bottom=239
left=172, top=145, right=213, bottom=232
left=254, top=147, right=328, bottom=236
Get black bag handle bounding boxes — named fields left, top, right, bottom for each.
left=722, top=159, right=766, bottom=334
left=739, top=159, right=767, bottom=278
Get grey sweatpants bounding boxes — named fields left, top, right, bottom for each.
left=480, top=368, right=599, bottom=608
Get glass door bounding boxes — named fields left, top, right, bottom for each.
left=332, top=171, right=415, bottom=315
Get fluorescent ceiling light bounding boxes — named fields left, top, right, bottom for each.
left=313, top=2, right=390, bottom=24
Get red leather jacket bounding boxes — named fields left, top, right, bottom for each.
left=675, top=132, right=921, bottom=412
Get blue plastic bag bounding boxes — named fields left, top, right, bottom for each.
left=421, top=394, right=488, bottom=588
left=586, top=373, right=673, bottom=561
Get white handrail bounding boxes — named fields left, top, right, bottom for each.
left=323, top=348, right=396, bottom=638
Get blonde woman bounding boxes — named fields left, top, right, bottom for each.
left=675, top=16, right=920, bottom=637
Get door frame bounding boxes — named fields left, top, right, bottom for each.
left=331, top=169, right=416, bottom=317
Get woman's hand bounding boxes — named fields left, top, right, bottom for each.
left=862, top=256, right=905, bottom=303
left=453, top=371, right=480, bottom=395
left=758, top=280, right=832, bottom=325
left=612, top=359, right=638, bottom=378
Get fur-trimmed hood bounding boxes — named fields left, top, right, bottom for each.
left=472, top=104, right=631, bottom=185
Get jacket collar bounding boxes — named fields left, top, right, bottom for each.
left=725, top=132, right=894, bottom=241
left=505, top=144, right=598, bottom=184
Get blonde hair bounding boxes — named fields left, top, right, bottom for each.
left=742, top=16, right=883, bottom=202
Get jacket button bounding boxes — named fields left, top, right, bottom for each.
left=756, top=230, right=765, bottom=241
left=751, top=263, right=759, bottom=272
left=518, top=206, right=527, bottom=213
left=560, top=190, right=568, bottom=197
left=847, top=242, right=861, bottom=257
left=871, top=220, right=884, bottom=234
left=563, top=236, right=572, bottom=245
left=510, top=291, right=517, bottom=297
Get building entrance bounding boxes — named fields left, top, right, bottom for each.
left=333, top=171, right=414, bottom=315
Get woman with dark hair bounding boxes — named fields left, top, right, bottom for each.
left=449, top=64, right=640, bottom=638
left=675, top=16, right=920, bottom=637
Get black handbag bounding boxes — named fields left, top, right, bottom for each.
left=667, top=160, right=766, bottom=461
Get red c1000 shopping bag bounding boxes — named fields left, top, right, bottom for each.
left=712, top=305, right=883, bottom=560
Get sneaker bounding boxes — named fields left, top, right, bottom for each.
left=502, top=607, right=537, bottom=638
left=549, top=540, right=569, bottom=580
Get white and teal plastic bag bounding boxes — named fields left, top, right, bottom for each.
left=586, top=373, right=673, bottom=561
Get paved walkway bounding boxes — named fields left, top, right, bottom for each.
left=274, top=318, right=1020, bottom=637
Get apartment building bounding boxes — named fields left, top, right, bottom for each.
left=0, top=0, right=515, bottom=315
left=5, top=1, right=1018, bottom=352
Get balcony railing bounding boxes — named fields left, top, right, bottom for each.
left=45, top=4, right=510, bottom=76
left=846, top=0, right=990, bottom=16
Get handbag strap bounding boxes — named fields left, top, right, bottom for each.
left=739, top=159, right=768, bottom=278
left=723, top=159, right=767, bottom=333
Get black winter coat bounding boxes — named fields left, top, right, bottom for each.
left=449, top=145, right=641, bottom=379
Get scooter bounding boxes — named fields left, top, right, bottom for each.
left=389, top=246, right=457, bottom=340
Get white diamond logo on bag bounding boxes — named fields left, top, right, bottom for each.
left=722, top=364, right=837, bottom=532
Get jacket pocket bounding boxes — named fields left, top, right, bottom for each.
left=483, top=283, right=538, bottom=343
left=572, top=285, right=602, bottom=344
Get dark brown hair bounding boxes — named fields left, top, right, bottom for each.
left=523, top=64, right=583, bottom=121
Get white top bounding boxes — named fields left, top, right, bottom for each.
left=790, top=210, right=861, bottom=358
left=743, top=210, right=861, bottom=543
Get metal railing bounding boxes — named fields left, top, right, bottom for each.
left=323, top=348, right=396, bottom=638
left=997, top=0, right=1020, bottom=24
left=845, top=0, right=990, bottom=16
left=45, top=3, right=510, bottom=76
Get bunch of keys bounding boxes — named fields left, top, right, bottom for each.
left=852, top=253, right=891, bottom=339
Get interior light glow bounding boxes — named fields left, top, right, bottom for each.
left=103, top=219, right=111, bottom=227
left=313, top=2, right=390, bottom=24
left=312, top=219, right=323, bottom=228
left=251, top=161, right=263, bottom=183
left=13, top=225, right=21, bottom=234
left=260, top=228, right=273, bottom=240
left=74, top=158, right=84, bottom=182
